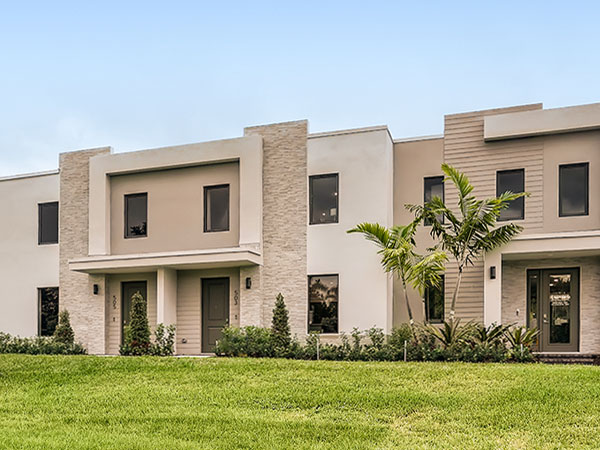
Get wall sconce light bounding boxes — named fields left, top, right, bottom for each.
left=93, top=284, right=99, bottom=295
left=246, top=277, right=252, bottom=289
left=490, top=266, right=496, bottom=280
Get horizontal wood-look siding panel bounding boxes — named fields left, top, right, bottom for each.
left=442, top=104, right=545, bottom=323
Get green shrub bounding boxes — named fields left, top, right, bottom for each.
left=271, top=293, right=291, bottom=355
left=0, top=332, right=86, bottom=355
left=215, top=326, right=273, bottom=357
left=151, top=324, right=176, bottom=356
left=53, top=310, right=75, bottom=345
left=120, top=291, right=151, bottom=356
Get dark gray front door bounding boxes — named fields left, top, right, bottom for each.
left=121, top=281, right=147, bottom=344
left=202, top=278, right=230, bottom=353
left=528, top=268, right=579, bottom=352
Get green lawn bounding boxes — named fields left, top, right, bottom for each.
left=1, top=356, right=600, bottom=449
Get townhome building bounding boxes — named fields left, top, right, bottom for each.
left=1, top=101, right=599, bottom=355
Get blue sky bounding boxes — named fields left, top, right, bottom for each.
left=1, top=1, right=599, bottom=176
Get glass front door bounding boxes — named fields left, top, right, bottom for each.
left=527, top=268, right=579, bottom=352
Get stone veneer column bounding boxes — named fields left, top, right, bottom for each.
left=241, top=121, right=308, bottom=337
left=59, top=147, right=111, bottom=354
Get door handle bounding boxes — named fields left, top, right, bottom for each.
left=543, top=314, right=549, bottom=324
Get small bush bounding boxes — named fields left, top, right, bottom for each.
left=151, top=324, right=176, bottom=356
left=120, top=291, right=151, bottom=356
left=271, top=293, right=291, bottom=356
left=53, top=310, right=75, bottom=345
left=215, top=326, right=274, bottom=357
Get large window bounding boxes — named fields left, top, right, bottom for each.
left=559, top=163, right=589, bottom=217
left=204, top=184, right=230, bottom=232
left=38, top=287, right=59, bottom=336
left=424, top=176, right=444, bottom=225
left=496, top=169, right=525, bottom=221
left=424, top=275, right=444, bottom=323
left=124, top=193, right=148, bottom=238
left=309, top=174, right=338, bottom=224
left=38, top=202, right=59, bottom=245
left=308, top=275, right=338, bottom=333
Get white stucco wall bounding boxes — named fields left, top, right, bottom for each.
left=308, top=128, right=394, bottom=333
left=0, top=172, right=60, bottom=336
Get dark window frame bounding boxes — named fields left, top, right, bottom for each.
left=38, top=287, right=59, bottom=337
left=424, top=275, right=444, bottom=323
left=124, top=193, right=148, bottom=239
left=308, top=273, right=339, bottom=334
left=309, top=173, right=339, bottom=225
left=559, top=162, right=589, bottom=217
left=423, top=176, right=444, bottom=226
left=204, top=184, right=230, bottom=233
left=38, top=201, right=59, bottom=245
left=496, top=168, right=525, bottom=221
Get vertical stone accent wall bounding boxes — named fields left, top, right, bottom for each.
left=242, top=121, right=308, bottom=337
left=59, top=147, right=111, bottom=354
left=502, top=256, right=600, bottom=353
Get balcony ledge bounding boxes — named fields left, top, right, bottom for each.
left=69, top=247, right=262, bottom=274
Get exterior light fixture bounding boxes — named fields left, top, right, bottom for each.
left=490, top=266, right=496, bottom=280
left=93, top=284, right=99, bottom=295
left=246, top=277, right=252, bottom=289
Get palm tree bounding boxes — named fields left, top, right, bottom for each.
left=347, top=220, right=447, bottom=325
left=409, top=164, right=527, bottom=321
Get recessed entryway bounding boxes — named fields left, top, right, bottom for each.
left=201, top=278, right=230, bottom=353
left=527, top=268, right=579, bottom=352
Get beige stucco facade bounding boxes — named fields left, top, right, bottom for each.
left=2, top=101, right=600, bottom=354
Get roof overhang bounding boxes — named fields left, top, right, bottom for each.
left=484, top=103, right=600, bottom=141
left=500, top=231, right=600, bottom=260
left=69, top=247, right=262, bottom=274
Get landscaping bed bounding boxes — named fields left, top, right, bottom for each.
left=1, top=355, right=600, bottom=449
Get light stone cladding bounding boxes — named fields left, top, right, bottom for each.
left=242, top=121, right=308, bottom=338
left=59, top=147, right=111, bottom=354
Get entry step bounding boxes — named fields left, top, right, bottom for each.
left=534, top=353, right=600, bottom=365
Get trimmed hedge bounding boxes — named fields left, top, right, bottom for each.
left=0, top=332, right=87, bottom=355
left=215, top=323, right=536, bottom=363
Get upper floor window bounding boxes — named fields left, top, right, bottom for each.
left=424, top=176, right=444, bottom=226
left=308, top=274, right=339, bottom=333
left=559, top=163, right=589, bottom=217
left=125, top=193, right=147, bottom=238
left=38, top=287, right=59, bottom=336
left=38, top=202, right=59, bottom=245
left=309, top=174, right=338, bottom=225
left=424, top=275, right=444, bottom=323
left=497, top=169, right=525, bottom=221
left=204, top=184, right=230, bottom=232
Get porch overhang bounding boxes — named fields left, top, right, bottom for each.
left=69, top=247, right=262, bottom=274
left=483, top=231, right=600, bottom=326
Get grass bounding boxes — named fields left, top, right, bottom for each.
left=1, top=356, right=600, bottom=449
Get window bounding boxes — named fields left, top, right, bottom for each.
left=559, top=163, right=589, bottom=217
left=38, top=202, right=58, bottom=244
left=308, top=275, right=338, bottom=333
left=38, top=287, right=59, bottom=336
left=496, top=169, right=525, bottom=221
left=424, top=176, right=444, bottom=225
left=124, top=193, right=147, bottom=238
left=424, top=276, right=444, bottom=323
left=204, top=184, right=230, bottom=232
left=309, top=174, right=338, bottom=224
